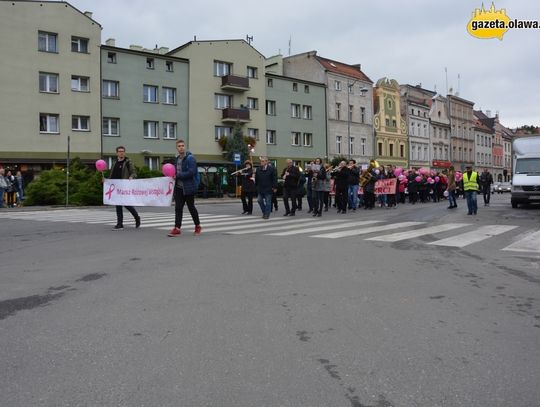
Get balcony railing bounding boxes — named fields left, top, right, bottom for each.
left=221, top=75, right=249, bottom=91
left=222, top=107, right=250, bottom=123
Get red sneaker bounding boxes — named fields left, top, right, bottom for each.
left=167, top=227, right=181, bottom=237
left=194, top=225, right=202, bottom=235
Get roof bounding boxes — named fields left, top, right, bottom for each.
left=315, top=55, right=373, bottom=83
left=100, top=45, right=189, bottom=62
left=167, top=39, right=266, bottom=59
left=447, top=93, right=475, bottom=106
left=474, top=119, right=492, bottom=133
left=11, top=0, right=103, bottom=28
left=265, top=73, right=326, bottom=87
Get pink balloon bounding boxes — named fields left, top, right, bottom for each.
left=455, top=172, right=463, bottom=182
left=398, top=174, right=405, bottom=181
left=162, top=163, right=175, bottom=177
left=427, top=177, right=434, bottom=184
left=415, top=176, right=422, bottom=182
left=394, top=168, right=402, bottom=177
left=435, top=176, right=440, bottom=182
left=443, top=190, right=449, bottom=197
left=95, top=159, right=107, bottom=172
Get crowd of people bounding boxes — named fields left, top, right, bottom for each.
left=236, top=158, right=492, bottom=218
left=0, top=168, right=24, bottom=208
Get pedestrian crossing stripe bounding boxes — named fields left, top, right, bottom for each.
left=429, top=225, right=518, bottom=247
left=267, top=220, right=382, bottom=236
left=0, top=209, right=538, bottom=252
left=366, top=223, right=469, bottom=242
left=311, top=222, right=425, bottom=239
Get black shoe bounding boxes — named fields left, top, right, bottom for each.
left=447, top=205, right=453, bottom=209
left=289, top=212, right=295, bottom=216
left=242, top=211, right=247, bottom=215
left=113, top=224, right=124, bottom=230
left=312, top=212, right=318, bottom=216
left=283, top=213, right=290, bottom=216
left=263, top=214, right=270, bottom=219
left=316, top=213, right=322, bottom=217
left=135, top=217, right=141, bottom=228
left=307, top=209, right=313, bottom=213
left=246, top=212, right=252, bottom=215
left=324, top=207, right=328, bottom=212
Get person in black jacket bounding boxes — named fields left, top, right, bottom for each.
left=255, top=157, right=277, bottom=219
left=239, top=160, right=255, bottom=215
left=479, top=168, right=493, bottom=206
left=332, top=161, right=350, bottom=214
left=347, top=160, right=360, bottom=211
left=281, top=159, right=300, bottom=216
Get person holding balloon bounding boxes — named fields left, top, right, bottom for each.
left=445, top=166, right=458, bottom=209
left=107, top=146, right=141, bottom=230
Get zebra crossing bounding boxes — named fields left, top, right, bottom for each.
left=0, top=209, right=538, bottom=253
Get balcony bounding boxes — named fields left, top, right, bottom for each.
left=221, top=75, right=249, bottom=91
left=221, top=107, right=250, bottom=123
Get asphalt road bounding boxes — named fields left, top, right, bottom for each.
left=0, top=193, right=539, bottom=407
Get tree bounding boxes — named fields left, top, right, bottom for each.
left=225, top=122, right=249, bottom=163
left=330, top=155, right=349, bottom=167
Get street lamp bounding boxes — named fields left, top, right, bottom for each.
left=346, top=80, right=368, bottom=159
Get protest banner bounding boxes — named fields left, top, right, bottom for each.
left=103, top=177, right=174, bottom=206
left=375, top=178, right=397, bottom=195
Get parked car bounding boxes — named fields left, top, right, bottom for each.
left=494, top=182, right=511, bottom=193
left=490, top=183, right=497, bottom=194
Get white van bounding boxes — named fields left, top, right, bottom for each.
left=511, top=136, right=540, bottom=208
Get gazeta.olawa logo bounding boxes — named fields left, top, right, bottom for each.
left=467, top=2, right=539, bottom=40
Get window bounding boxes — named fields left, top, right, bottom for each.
left=72, top=115, right=90, bottom=131
left=247, top=97, right=258, bottom=110
left=378, top=142, right=383, bottom=156
left=247, top=66, right=258, bottom=78
left=266, top=100, right=276, bottom=115
left=165, top=61, right=174, bottom=72
left=348, top=84, right=353, bottom=93
left=162, top=87, right=176, bottom=104
left=361, top=107, right=365, bottom=123
left=214, top=60, right=231, bottom=76
left=107, top=52, right=117, bottom=63
left=336, top=136, right=342, bottom=154
left=424, top=147, right=428, bottom=161
left=71, top=76, right=89, bottom=92
left=349, top=105, right=353, bottom=121
left=38, top=31, right=57, bottom=53
left=349, top=137, right=355, bottom=155
left=39, top=113, right=59, bottom=133
left=39, top=72, right=58, bottom=93
left=248, top=128, right=259, bottom=140
left=304, top=85, right=309, bottom=93
left=335, top=80, right=341, bottom=91
left=291, top=132, right=301, bottom=146
left=385, top=118, right=390, bottom=126
left=400, top=144, right=405, bottom=157
left=146, top=58, right=154, bottom=69
left=302, top=105, right=312, bottom=120
left=291, top=104, right=301, bottom=118
left=361, top=138, right=366, bottom=155
left=144, top=121, right=159, bottom=138
left=392, top=119, right=397, bottom=127
left=215, top=94, right=232, bottom=109
left=303, top=133, right=313, bottom=147
left=102, top=80, right=119, bottom=98
left=292, top=82, right=298, bottom=92
left=144, top=157, right=159, bottom=170
left=266, top=130, right=276, bottom=144
left=336, top=103, right=341, bottom=120
left=389, top=143, right=394, bottom=157
left=163, top=122, right=177, bottom=139
left=102, top=118, right=119, bottom=136
left=143, top=85, right=158, bottom=103
left=71, top=37, right=89, bottom=53
left=267, top=78, right=273, bottom=87
left=215, top=126, right=232, bottom=141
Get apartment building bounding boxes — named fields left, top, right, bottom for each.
left=448, top=94, right=475, bottom=171
left=400, top=85, right=436, bottom=169
left=264, top=73, right=327, bottom=170
left=0, top=1, right=101, bottom=172
left=167, top=39, right=267, bottom=167
left=100, top=41, right=189, bottom=169
left=473, top=114, right=494, bottom=172
left=373, top=78, right=408, bottom=168
left=429, top=95, right=451, bottom=171
left=283, top=51, right=374, bottom=165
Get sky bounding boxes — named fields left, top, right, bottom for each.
left=68, top=0, right=540, bottom=128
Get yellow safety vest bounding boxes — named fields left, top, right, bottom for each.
left=463, top=171, right=479, bottom=191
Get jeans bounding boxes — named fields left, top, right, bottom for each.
left=174, top=187, right=200, bottom=228
left=482, top=186, right=490, bottom=204
left=116, top=205, right=139, bottom=226
left=447, top=190, right=457, bottom=207
left=465, top=191, right=478, bottom=214
left=258, top=192, right=273, bottom=215
left=283, top=187, right=297, bottom=214
left=0, top=187, right=5, bottom=208
left=348, top=185, right=359, bottom=209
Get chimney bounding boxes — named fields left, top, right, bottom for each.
left=129, top=45, right=143, bottom=51
left=158, top=47, right=169, bottom=54
left=105, top=38, right=115, bottom=47
left=352, top=63, right=362, bottom=71
left=84, top=11, right=93, bottom=19
left=486, top=110, right=491, bottom=118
